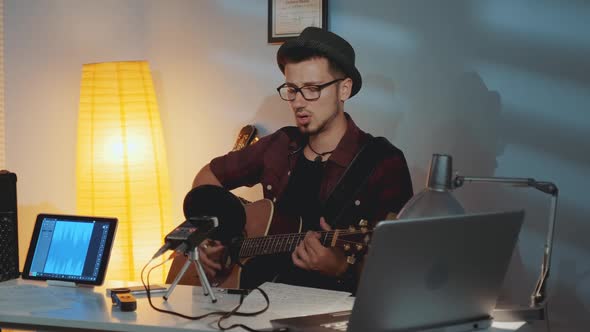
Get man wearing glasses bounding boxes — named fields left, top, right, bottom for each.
left=191, top=27, right=413, bottom=292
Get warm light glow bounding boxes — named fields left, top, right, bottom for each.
left=76, top=61, right=173, bottom=282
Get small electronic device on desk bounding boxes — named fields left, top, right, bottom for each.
left=21, top=213, right=117, bottom=287
left=110, top=288, right=137, bottom=312
left=106, top=284, right=168, bottom=296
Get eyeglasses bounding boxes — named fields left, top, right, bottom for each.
left=276, top=78, right=344, bottom=101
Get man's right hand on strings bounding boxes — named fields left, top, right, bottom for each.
left=198, top=239, right=227, bottom=279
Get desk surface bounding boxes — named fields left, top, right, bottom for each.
left=0, top=279, right=540, bottom=332
left=0, top=279, right=243, bottom=332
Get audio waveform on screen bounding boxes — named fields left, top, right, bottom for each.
left=43, top=221, right=93, bottom=276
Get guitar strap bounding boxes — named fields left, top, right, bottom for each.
left=322, top=136, right=394, bottom=229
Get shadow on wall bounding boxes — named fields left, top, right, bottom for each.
left=380, top=66, right=589, bottom=329
left=399, top=71, right=504, bottom=188
left=17, top=202, right=63, bottom=271
left=249, top=94, right=292, bottom=137
left=343, top=72, right=406, bottom=145
left=395, top=71, right=534, bottom=305
left=334, top=0, right=590, bottom=329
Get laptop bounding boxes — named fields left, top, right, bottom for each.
left=271, top=210, right=524, bottom=332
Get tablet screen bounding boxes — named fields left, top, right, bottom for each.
left=23, top=214, right=117, bottom=285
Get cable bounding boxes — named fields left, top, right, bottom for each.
left=141, top=257, right=231, bottom=320
left=140, top=256, right=272, bottom=331
left=216, top=288, right=270, bottom=331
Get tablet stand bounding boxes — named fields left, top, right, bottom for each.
left=46, top=280, right=94, bottom=288
left=163, top=246, right=217, bottom=303
left=47, top=280, right=78, bottom=287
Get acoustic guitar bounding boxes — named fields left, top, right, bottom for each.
left=165, top=124, right=371, bottom=288
left=165, top=198, right=371, bottom=288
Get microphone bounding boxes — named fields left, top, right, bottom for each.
left=182, top=185, right=247, bottom=264
left=183, top=185, right=246, bottom=245
left=152, top=216, right=219, bottom=259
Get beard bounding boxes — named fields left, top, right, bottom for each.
left=294, top=101, right=341, bottom=136
left=297, top=119, right=320, bottom=135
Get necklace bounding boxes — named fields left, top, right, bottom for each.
left=307, top=142, right=335, bottom=163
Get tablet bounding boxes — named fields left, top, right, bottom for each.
left=22, top=213, right=117, bottom=286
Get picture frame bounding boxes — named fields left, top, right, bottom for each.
left=268, top=0, right=329, bottom=44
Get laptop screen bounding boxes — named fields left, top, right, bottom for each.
left=23, top=214, right=117, bottom=285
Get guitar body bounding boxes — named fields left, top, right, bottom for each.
left=165, top=199, right=302, bottom=288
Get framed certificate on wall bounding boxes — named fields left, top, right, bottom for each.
left=268, top=0, right=328, bottom=43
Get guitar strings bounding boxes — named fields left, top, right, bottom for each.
left=237, top=230, right=372, bottom=245
left=239, top=229, right=372, bottom=239
left=237, top=230, right=371, bottom=257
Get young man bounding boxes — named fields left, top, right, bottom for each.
left=184, top=27, right=412, bottom=292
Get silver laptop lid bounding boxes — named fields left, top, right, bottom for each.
left=348, top=210, right=524, bottom=332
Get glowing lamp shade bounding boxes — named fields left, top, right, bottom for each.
left=76, top=61, right=172, bottom=282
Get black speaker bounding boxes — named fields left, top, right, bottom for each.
left=0, top=172, right=20, bottom=281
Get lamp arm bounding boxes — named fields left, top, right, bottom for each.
left=531, top=192, right=558, bottom=306
left=452, top=175, right=559, bottom=308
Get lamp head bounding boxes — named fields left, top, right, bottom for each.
left=427, top=154, right=454, bottom=191
left=398, top=154, right=464, bottom=219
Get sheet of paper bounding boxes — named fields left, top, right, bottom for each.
left=219, top=282, right=354, bottom=330
left=490, top=321, right=526, bottom=331
left=0, top=284, right=75, bottom=313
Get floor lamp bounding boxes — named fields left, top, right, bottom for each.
left=76, top=61, right=172, bottom=282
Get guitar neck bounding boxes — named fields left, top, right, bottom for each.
left=238, top=231, right=336, bottom=258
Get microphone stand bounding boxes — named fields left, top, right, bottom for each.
left=163, top=245, right=217, bottom=303
left=454, top=176, right=558, bottom=322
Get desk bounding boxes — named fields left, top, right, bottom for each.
left=0, top=279, right=541, bottom=332
left=0, top=279, right=242, bottom=331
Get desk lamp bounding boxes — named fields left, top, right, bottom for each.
left=398, top=154, right=558, bottom=322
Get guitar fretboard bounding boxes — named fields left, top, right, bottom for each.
left=238, top=232, right=335, bottom=257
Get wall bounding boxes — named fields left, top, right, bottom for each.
left=0, top=0, right=5, bottom=169
left=5, top=1, right=589, bottom=330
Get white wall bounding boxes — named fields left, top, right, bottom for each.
left=5, top=0, right=148, bottom=276
left=5, top=1, right=589, bottom=330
